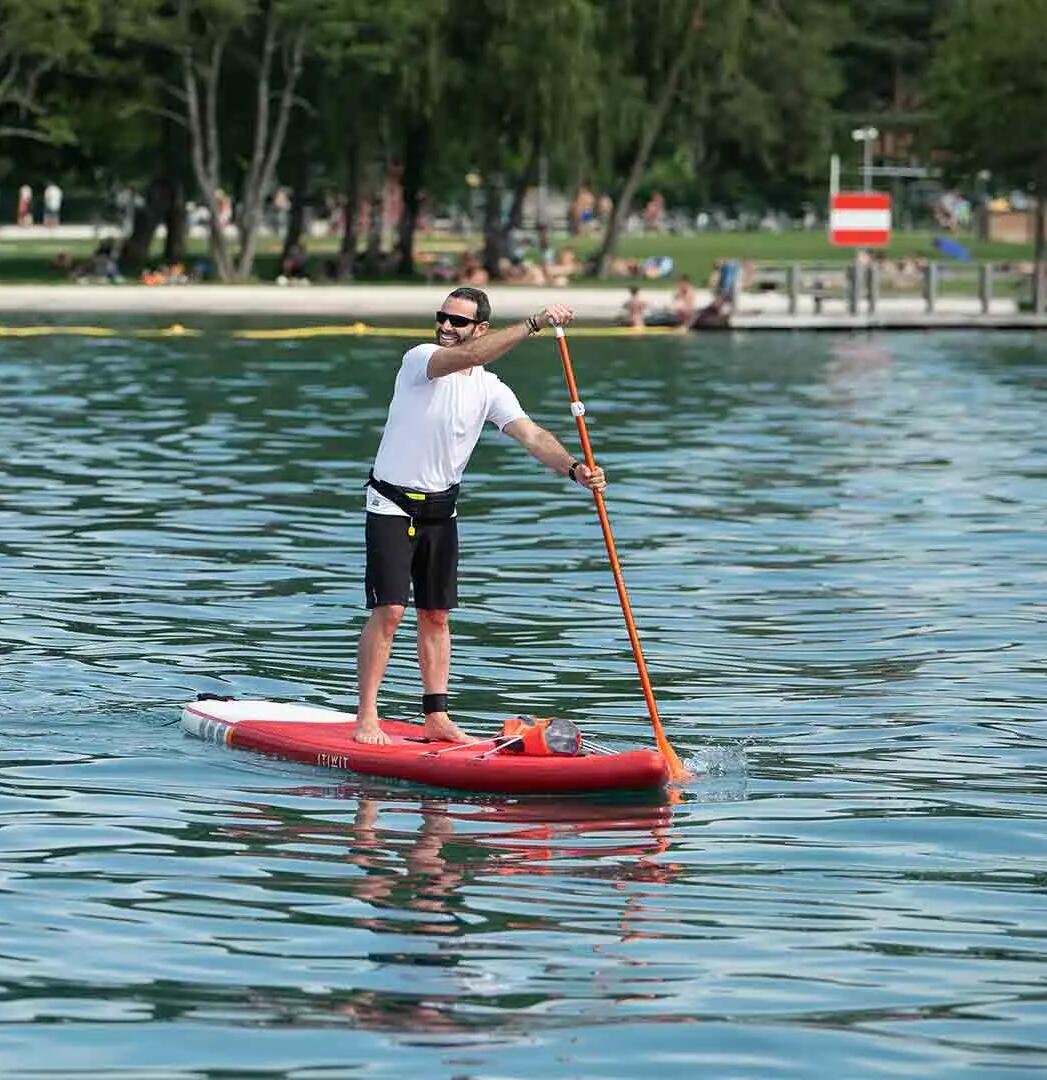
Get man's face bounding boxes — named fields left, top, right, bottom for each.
left=434, top=295, right=487, bottom=348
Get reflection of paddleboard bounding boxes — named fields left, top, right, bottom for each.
left=182, top=697, right=670, bottom=796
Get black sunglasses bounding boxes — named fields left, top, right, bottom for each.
left=435, top=310, right=480, bottom=328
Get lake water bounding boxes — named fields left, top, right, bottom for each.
left=1, top=323, right=1045, bottom=1078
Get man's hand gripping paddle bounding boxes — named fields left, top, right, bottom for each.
left=552, top=325, right=691, bottom=783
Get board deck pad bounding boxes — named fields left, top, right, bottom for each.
left=182, top=698, right=669, bottom=795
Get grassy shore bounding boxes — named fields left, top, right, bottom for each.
left=0, top=228, right=1034, bottom=287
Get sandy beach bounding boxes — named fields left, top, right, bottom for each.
left=0, top=282, right=1037, bottom=329
left=0, top=284, right=655, bottom=321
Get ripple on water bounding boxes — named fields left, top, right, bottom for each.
left=0, top=328, right=1045, bottom=1077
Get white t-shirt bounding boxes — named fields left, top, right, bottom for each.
left=367, top=342, right=528, bottom=516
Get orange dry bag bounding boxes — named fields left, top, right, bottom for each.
left=498, top=716, right=583, bottom=756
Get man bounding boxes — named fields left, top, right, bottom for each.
left=354, top=286, right=606, bottom=745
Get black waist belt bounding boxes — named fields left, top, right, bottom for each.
left=366, top=469, right=460, bottom=525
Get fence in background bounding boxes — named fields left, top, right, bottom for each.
left=746, top=261, right=1044, bottom=316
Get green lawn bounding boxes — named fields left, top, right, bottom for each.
left=570, top=230, right=1035, bottom=285
left=0, top=228, right=1034, bottom=286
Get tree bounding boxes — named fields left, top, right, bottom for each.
left=71, top=18, right=193, bottom=271
left=176, top=0, right=307, bottom=280
left=117, top=0, right=366, bottom=280
left=593, top=0, right=706, bottom=278
left=320, top=0, right=447, bottom=279
left=422, top=0, right=600, bottom=280
left=836, top=0, right=937, bottom=118
left=698, top=0, right=843, bottom=210
left=0, top=0, right=101, bottom=145
left=931, top=0, right=1047, bottom=311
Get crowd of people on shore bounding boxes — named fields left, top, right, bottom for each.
left=618, top=259, right=747, bottom=331
left=413, top=219, right=681, bottom=292
left=567, top=186, right=670, bottom=235
left=45, top=217, right=744, bottom=332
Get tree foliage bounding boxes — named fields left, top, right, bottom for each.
left=4, top=0, right=1026, bottom=281
left=931, top=0, right=1047, bottom=186
left=931, top=0, right=1047, bottom=301
left=0, top=0, right=102, bottom=144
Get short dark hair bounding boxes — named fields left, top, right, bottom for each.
left=447, top=286, right=490, bottom=323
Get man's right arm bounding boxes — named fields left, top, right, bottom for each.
left=427, top=304, right=574, bottom=379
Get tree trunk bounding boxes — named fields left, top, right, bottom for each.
left=281, top=145, right=309, bottom=264
left=282, top=188, right=306, bottom=264
left=336, top=131, right=363, bottom=279
left=119, top=176, right=171, bottom=272
left=234, top=21, right=306, bottom=280
left=163, top=178, right=186, bottom=263
left=121, top=112, right=187, bottom=272
left=361, top=161, right=385, bottom=276
left=482, top=147, right=539, bottom=280
left=181, top=27, right=234, bottom=280
left=396, top=119, right=430, bottom=277
left=179, top=3, right=305, bottom=282
left=209, top=220, right=233, bottom=279
left=594, top=0, right=705, bottom=278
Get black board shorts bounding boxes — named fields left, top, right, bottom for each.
left=364, top=512, right=459, bottom=610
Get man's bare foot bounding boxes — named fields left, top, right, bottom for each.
left=422, top=711, right=474, bottom=744
left=353, top=718, right=392, bottom=745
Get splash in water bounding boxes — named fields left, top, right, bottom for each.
left=677, top=740, right=750, bottom=801
left=685, top=741, right=749, bottom=778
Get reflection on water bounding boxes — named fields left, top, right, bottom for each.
left=1, top=327, right=1046, bottom=1077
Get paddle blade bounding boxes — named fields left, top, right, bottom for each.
left=655, top=727, right=692, bottom=783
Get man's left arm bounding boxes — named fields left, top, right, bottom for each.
left=502, top=417, right=606, bottom=492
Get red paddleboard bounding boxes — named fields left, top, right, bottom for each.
left=181, top=698, right=669, bottom=795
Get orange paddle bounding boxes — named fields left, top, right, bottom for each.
left=553, top=325, right=690, bottom=783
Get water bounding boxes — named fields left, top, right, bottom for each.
left=1, top=324, right=1045, bottom=1078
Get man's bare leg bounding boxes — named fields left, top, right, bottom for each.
left=417, top=608, right=473, bottom=743
left=354, top=604, right=405, bottom=744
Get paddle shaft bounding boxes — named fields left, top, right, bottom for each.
left=553, top=326, right=689, bottom=782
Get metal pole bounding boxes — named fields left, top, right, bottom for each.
left=925, top=262, right=938, bottom=314
left=788, top=264, right=799, bottom=315
left=829, top=154, right=840, bottom=198
left=979, top=263, right=993, bottom=314
left=868, top=259, right=879, bottom=315
left=851, top=127, right=878, bottom=194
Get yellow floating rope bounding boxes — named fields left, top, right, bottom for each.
left=0, top=323, right=202, bottom=338
left=232, top=322, right=396, bottom=339
left=232, top=323, right=679, bottom=340
left=130, top=324, right=202, bottom=338
left=0, top=325, right=116, bottom=337
left=1, top=322, right=678, bottom=341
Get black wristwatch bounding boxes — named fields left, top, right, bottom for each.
left=568, top=461, right=580, bottom=483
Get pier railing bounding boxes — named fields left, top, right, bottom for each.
left=744, top=261, right=1039, bottom=317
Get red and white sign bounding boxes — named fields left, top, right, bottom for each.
left=829, top=192, right=892, bottom=246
